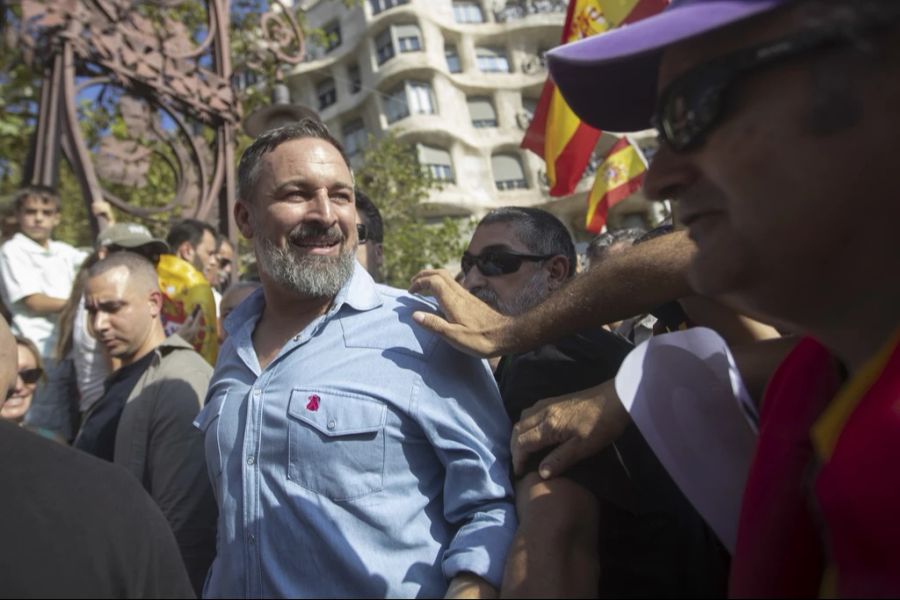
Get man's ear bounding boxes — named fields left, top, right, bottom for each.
left=235, top=200, right=254, bottom=240
left=148, top=289, right=164, bottom=318
left=176, top=241, right=195, bottom=263
left=545, top=255, right=570, bottom=290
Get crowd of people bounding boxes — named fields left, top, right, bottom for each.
left=1, top=0, right=898, bottom=597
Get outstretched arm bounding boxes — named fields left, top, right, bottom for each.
left=410, top=230, right=695, bottom=358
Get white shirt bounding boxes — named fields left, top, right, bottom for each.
left=0, top=233, right=87, bottom=357
left=72, top=295, right=109, bottom=413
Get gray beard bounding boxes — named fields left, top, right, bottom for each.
left=472, top=270, right=549, bottom=316
left=256, top=236, right=356, bottom=298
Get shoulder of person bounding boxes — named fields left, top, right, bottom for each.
left=339, top=283, right=444, bottom=361
left=156, top=335, right=213, bottom=376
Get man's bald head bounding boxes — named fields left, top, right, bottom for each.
left=87, top=251, right=159, bottom=293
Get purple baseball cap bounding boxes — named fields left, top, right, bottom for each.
left=547, top=0, right=791, bottom=132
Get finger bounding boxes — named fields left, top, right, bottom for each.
left=408, top=273, right=444, bottom=297
left=538, top=438, right=584, bottom=479
left=511, top=418, right=557, bottom=475
left=412, top=310, right=452, bottom=336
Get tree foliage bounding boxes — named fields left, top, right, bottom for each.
left=356, top=133, right=468, bottom=288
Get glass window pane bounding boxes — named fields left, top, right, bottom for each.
left=394, top=24, right=421, bottom=54
left=492, top=154, right=528, bottom=189
left=385, top=85, right=409, bottom=123
left=418, top=144, right=454, bottom=182
left=453, top=1, right=484, bottom=23
left=316, top=78, right=337, bottom=110
left=476, top=47, right=510, bottom=72
left=375, top=28, right=395, bottom=65
left=445, top=45, right=461, bottom=73
left=348, top=64, right=362, bottom=94
left=342, top=118, right=367, bottom=156
left=467, top=97, right=497, bottom=127
left=408, top=82, right=435, bottom=115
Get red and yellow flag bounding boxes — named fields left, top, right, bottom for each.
left=585, top=136, right=647, bottom=233
left=522, top=0, right=668, bottom=197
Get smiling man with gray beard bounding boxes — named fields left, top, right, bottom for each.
left=195, top=120, right=516, bottom=599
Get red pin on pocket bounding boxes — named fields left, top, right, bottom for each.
left=306, top=394, right=320, bottom=411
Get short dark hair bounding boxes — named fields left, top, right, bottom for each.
left=87, top=251, right=159, bottom=292
left=477, top=207, right=576, bottom=278
left=237, top=119, right=351, bottom=204
left=166, top=219, right=216, bottom=253
left=13, top=185, right=61, bottom=212
left=586, top=228, right=644, bottom=263
left=355, top=190, right=384, bottom=244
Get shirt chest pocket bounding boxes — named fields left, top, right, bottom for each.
left=286, top=389, right=387, bottom=502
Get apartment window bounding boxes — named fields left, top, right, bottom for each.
left=316, top=78, right=337, bottom=110
left=395, top=24, right=422, bottom=53
left=348, top=64, right=362, bottom=94
left=492, top=153, right=528, bottom=190
left=445, top=44, right=461, bottom=73
left=467, top=96, right=497, bottom=128
left=323, top=21, right=342, bottom=53
left=342, top=118, right=367, bottom=157
left=476, top=47, right=510, bottom=73
left=384, top=81, right=436, bottom=123
left=375, top=28, right=395, bottom=65
left=453, top=1, right=484, bottom=23
left=370, top=0, right=408, bottom=15
left=418, top=144, right=454, bottom=182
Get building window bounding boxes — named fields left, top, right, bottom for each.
left=385, top=81, right=436, bottom=123
left=395, top=24, right=422, bottom=53
left=323, top=21, right=342, bottom=53
left=375, top=28, right=395, bottom=65
left=316, top=78, right=337, bottom=110
left=467, top=96, right=497, bottom=128
left=418, top=144, right=454, bottom=182
left=492, top=153, right=528, bottom=190
left=445, top=44, right=461, bottom=73
left=476, top=47, right=510, bottom=73
left=348, top=64, right=362, bottom=94
left=453, top=1, right=484, bottom=23
left=370, top=0, right=408, bottom=15
left=342, top=118, right=367, bottom=157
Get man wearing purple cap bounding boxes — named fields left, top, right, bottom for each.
left=412, top=0, right=900, bottom=596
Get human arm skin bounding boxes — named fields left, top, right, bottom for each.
left=511, top=378, right=629, bottom=479
left=21, top=293, right=67, bottom=315
left=410, top=230, right=695, bottom=358
left=446, top=573, right=497, bottom=599
left=679, top=295, right=780, bottom=346
left=510, top=336, right=799, bottom=479
left=501, top=473, right=599, bottom=598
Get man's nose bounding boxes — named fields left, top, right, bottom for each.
left=462, top=267, right=488, bottom=292
left=642, top=144, right=699, bottom=202
left=307, top=189, right=337, bottom=224
left=91, top=311, right=109, bottom=334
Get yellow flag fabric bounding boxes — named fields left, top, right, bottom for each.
left=585, top=137, right=647, bottom=232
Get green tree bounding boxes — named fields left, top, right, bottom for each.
left=356, top=133, right=469, bottom=288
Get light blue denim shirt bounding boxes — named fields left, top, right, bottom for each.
left=195, top=264, right=516, bottom=598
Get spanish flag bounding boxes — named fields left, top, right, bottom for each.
left=585, top=136, right=647, bottom=233
left=522, top=0, right=668, bottom=197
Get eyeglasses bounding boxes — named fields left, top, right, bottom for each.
left=652, top=6, right=900, bottom=152
left=18, top=367, right=43, bottom=385
left=461, top=249, right=554, bottom=277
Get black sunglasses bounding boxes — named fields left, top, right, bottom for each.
left=653, top=6, right=900, bottom=152
left=461, top=249, right=554, bottom=277
left=19, top=367, right=43, bottom=385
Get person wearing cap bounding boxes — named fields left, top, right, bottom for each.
left=412, top=0, right=900, bottom=596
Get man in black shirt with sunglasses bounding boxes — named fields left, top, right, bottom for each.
left=460, top=207, right=728, bottom=597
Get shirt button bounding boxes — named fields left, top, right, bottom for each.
left=293, top=334, right=301, bottom=342
left=248, top=534, right=256, bottom=545
left=327, top=420, right=336, bottom=430
left=253, top=389, right=261, bottom=397
left=247, top=456, right=255, bottom=466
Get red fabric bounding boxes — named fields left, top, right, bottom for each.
left=815, top=340, right=900, bottom=597
left=729, top=337, right=838, bottom=598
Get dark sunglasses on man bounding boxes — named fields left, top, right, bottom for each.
left=461, top=249, right=554, bottom=277
left=653, top=3, right=900, bottom=152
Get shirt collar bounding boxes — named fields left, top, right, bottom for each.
left=12, top=232, right=54, bottom=253
left=222, top=261, right=383, bottom=337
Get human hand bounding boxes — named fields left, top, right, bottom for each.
left=91, top=199, right=115, bottom=228
left=511, top=378, right=630, bottom=479
left=409, top=269, right=514, bottom=358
